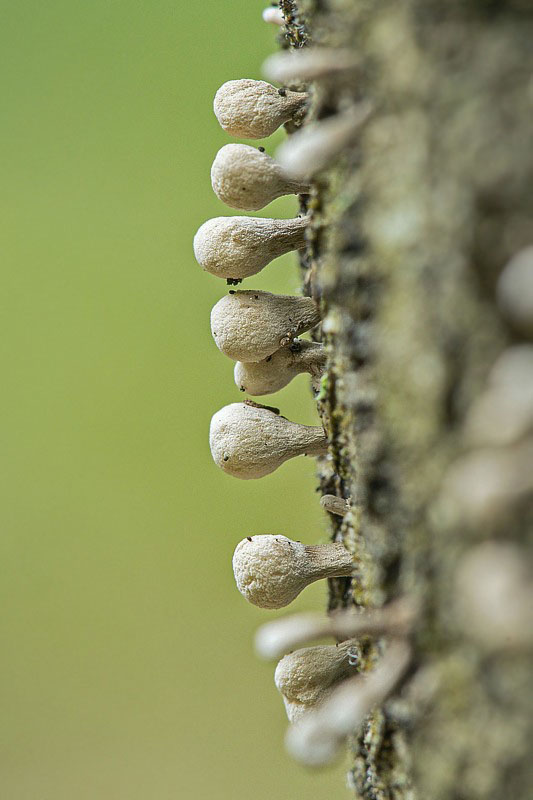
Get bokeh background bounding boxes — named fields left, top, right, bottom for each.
left=1, top=2, right=346, bottom=797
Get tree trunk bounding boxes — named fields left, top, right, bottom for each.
left=281, top=0, right=533, bottom=797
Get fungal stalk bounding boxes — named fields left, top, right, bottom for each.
left=275, top=641, right=358, bottom=722
left=232, top=534, right=352, bottom=607
left=276, top=102, right=373, bottom=180
left=263, top=48, right=359, bottom=84
left=235, top=340, right=326, bottom=395
left=193, top=215, right=308, bottom=282
left=285, top=640, right=411, bottom=767
left=210, top=403, right=328, bottom=480
left=214, top=79, right=307, bottom=139
left=211, top=144, right=310, bottom=211
left=210, top=290, right=321, bottom=362
left=255, top=598, right=418, bottom=659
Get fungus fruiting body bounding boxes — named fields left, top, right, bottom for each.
left=320, top=494, right=350, bottom=517
left=276, top=102, right=373, bottom=180
left=232, top=534, right=352, bottom=607
left=193, top=216, right=308, bottom=281
left=285, top=640, right=411, bottom=766
left=214, top=79, right=307, bottom=139
left=263, top=48, right=359, bottom=83
left=262, top=7, right=284, bottom=26
left=210, top=404, right=328, bottom=480
left=211, top=144, right=310, bottom=211
left=235, top=340, right=326, bottom=395
left=255, top=599, right=418, bottom=659
left=210, top=290, right=321, bottom=362
left=275, top=641, right=357, bottom=721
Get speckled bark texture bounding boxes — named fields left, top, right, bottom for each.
left=282, top=1, right=533, bottom=797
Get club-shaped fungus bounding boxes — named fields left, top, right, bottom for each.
left=210, top=404, right=328, bottom=480
left=210, top=290, right=321, bottom=362
left=193, top=215, right=308, bottom=282
left=214, top=79, right=308, bottom=139
left=211, top=144, right=310, bottom=211
left=285, top=640, right=411, bottom=766
left=234, top=340, right=326, bottom=395
left=232, top=534, right=352, bottom=607
left=275, top=641, right=358, bottom=721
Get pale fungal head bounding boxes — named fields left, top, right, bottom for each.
left=497, top=246, right=533, bottom=338
left=275, top=641, right=357, bottom=722
left=263, top=48, right=359, bottom=84
left=262, top=6, right=284, bottom=26
left=211, top=144, right=310, bottom=211
left=276, top=102, right=373, bottom=180
left=285, top=639, right=411, bottom=766
left=193, top=216, right=308, bottom=282
left=232, top=534, right=352, bottom=607
left=210, top=290, right=321, bottom=362
left=320, top=494, right=350, bottom=517
left=213, top=79, right=307, bottom=139
left=255, top=598, right=418, bottom=659
left=210, top=404, right=328, bottom=480
left=234, top=340, right=326, bottom=395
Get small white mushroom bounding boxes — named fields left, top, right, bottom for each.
left=232, top=534, right=352, bottom=607
left=210, top=403, right=328, bottom=480
left=454, top=542, right=533, bottom=651
left=211, top=144, right=310, bottom=211
left=285, top=639, right=411, bottom=767
left=320, top=494, right=350, bottom=517
left=497, top=246, right=533, bottom=338
left=234, top=340, right=326, bottom=395
left=262, top=6, right=284, bottom=26
left=214, top=79, right=307, bottom=139
left=275, top=641, right=358, bottom=721
left=263, top=48, right=359, bottom=84
left=211, top=290, right=321, bottom=362
left=464, top=345, right=533, bottom=447
left=276, top=102, right=373, bottom=180
left=193, top=215, right=308, bottom=282
left=255, top=598, right=418, bottom=659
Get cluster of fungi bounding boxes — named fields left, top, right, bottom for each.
left=192, top=1, right=533, bottom=790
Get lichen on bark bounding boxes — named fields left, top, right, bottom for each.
left=281, top=0, right=533, bottom=797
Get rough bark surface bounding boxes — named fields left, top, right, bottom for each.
left=279, top=1, right=533, bottom=797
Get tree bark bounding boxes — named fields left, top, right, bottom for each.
left=283, top=1, right=533, bottom=797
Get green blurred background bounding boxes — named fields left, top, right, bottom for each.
left=1, top=2, right=345, bottom=797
